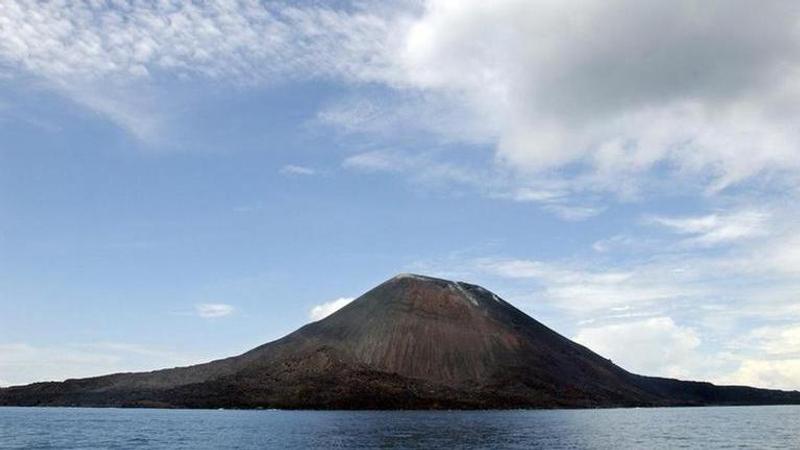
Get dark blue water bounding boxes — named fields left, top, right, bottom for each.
left=1, top=406, right=797, bottom=449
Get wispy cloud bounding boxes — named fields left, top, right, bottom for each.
left=343, top=149, right=605, bottom=221
left=195, top=303, right=235, bottom=319
left=280, top=165, right=316, bottom=176
left=646, top=210, right=769, bottom=247
left=494, top=184, right=606, bottom=221
left=543, top=204, right=606, bottom=222
left=475, top=257, right=693, bottom=312
left=342, top=149, right=484, bottom=191
left=343, top=150, right=407, bottom=172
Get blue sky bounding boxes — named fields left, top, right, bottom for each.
left=2, top=0, right=800, bottom=390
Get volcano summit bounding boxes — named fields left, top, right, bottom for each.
left=2, top=274, right=799, bottom=409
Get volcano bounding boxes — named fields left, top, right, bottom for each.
left=2, top=274, right=799, bottom=409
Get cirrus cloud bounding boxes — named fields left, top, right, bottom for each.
left=280, top=164, right=316, bottom=176
left=195, top=303, right=235, bottom=319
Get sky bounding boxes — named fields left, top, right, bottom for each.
left=1, top=0, right=800, bottom=390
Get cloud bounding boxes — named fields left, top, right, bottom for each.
left=0, top=0, right=400, bottom=140
left=343, top=150, right=406, bottom=172
left=280, top=164, right=316, bottom=176
left=309, top=297, right=355, bottom=321
left=761, top=231, right=800, bottom=276
left=195, top=303, right=235, bottom=318
left=65, top=83, right=167, bottom=143
left=411, top=198, right=800, bottom=387
left=721, top=359, right=800, bottom=391
left=712, top=325, right=800, bottom=390
left=646, top=210, right=769, bottom=246
left=492, top=183, right=606, bottom=221
left=5, top=0, right=800, bottom=390
left=503, top=187, right=566, bottom=203
left=343, top=150, right=605, bottom=220
left=726, top=325, right=800, bottom=359
left=475, top=257, right=693, bottom=312
left=0, top=1, right=397, bottom=84
left=0, top=342, right=199, bottom=386
left=396, top=0, right=800, bottom=194
left=574, top=317, right=702, bottom=378
left=325, top=0, right=800, bottom=204
left=591, top=234, right=648, bottom=253
left=316, top=90, right=498, bottom=146
left=6, top=0, right=799, bottom=197
left=543, top=204, right=606, bottom=222
left=342, top=149, right=483, bottom=189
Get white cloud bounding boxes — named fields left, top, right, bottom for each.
left=493, top=183, right=606, bottom=221
left=0, top=342, right=199, bottom=386
left=413, top=199, right=800, bottom=387
left=591, top=234, right=646, bottom=253
left=543, top=204, right=605, bottom=222
left=343, top=150, right=605, bottom=221
left=63, top=83, right=167, bottom=143
left=195, top=303, right=235, bottom=318
left=342, top=149, right=481, bottom=189
left=763, top=232, right=800, bottom=275
left=309, top=297, right=355, bottom=321
left=0, top=0, right=400, bottom=139
left=0, top=1, right=397, bottom=84
left=504, top=187, right=566, bottom=203
left=5, top=0, right=800, bottom=391
left=721, top=359, right=800, bottom=391
left=343, top=150, right=407, bottom=172
left=710, top=325, right=800, bottom=389
left=317, top=90, right=498, bottom=146
left=731, top=326, right=800, bottom=358
left=646, top=210, right=769, bottom=246
left=574, top=317, right=702, bottom=378
left=324, top=1, right=800, bottom=205
left=280, top=164, right=316, bottom=176
left=6, top=0, right=799, bottom=197
left=476, top=257, right=693, bottom=312
left=396, top=0, right=800, bottom=194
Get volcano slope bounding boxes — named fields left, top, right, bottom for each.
left=2, top=274, right=799, bottom=409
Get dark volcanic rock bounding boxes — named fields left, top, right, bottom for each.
left=2, top=274, right=799, bottom=409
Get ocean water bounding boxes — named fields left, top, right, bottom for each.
left=0, top=405, right=797, bottom=449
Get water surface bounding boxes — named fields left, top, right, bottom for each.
left=1, top=405, right=797, bottom=449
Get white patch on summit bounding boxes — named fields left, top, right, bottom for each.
left=453, top=282, right=480, bottom=306
left=393, top=273, right=431, bottom=281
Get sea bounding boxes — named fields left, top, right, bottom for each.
left=1, top=405, right=798, bottom=449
